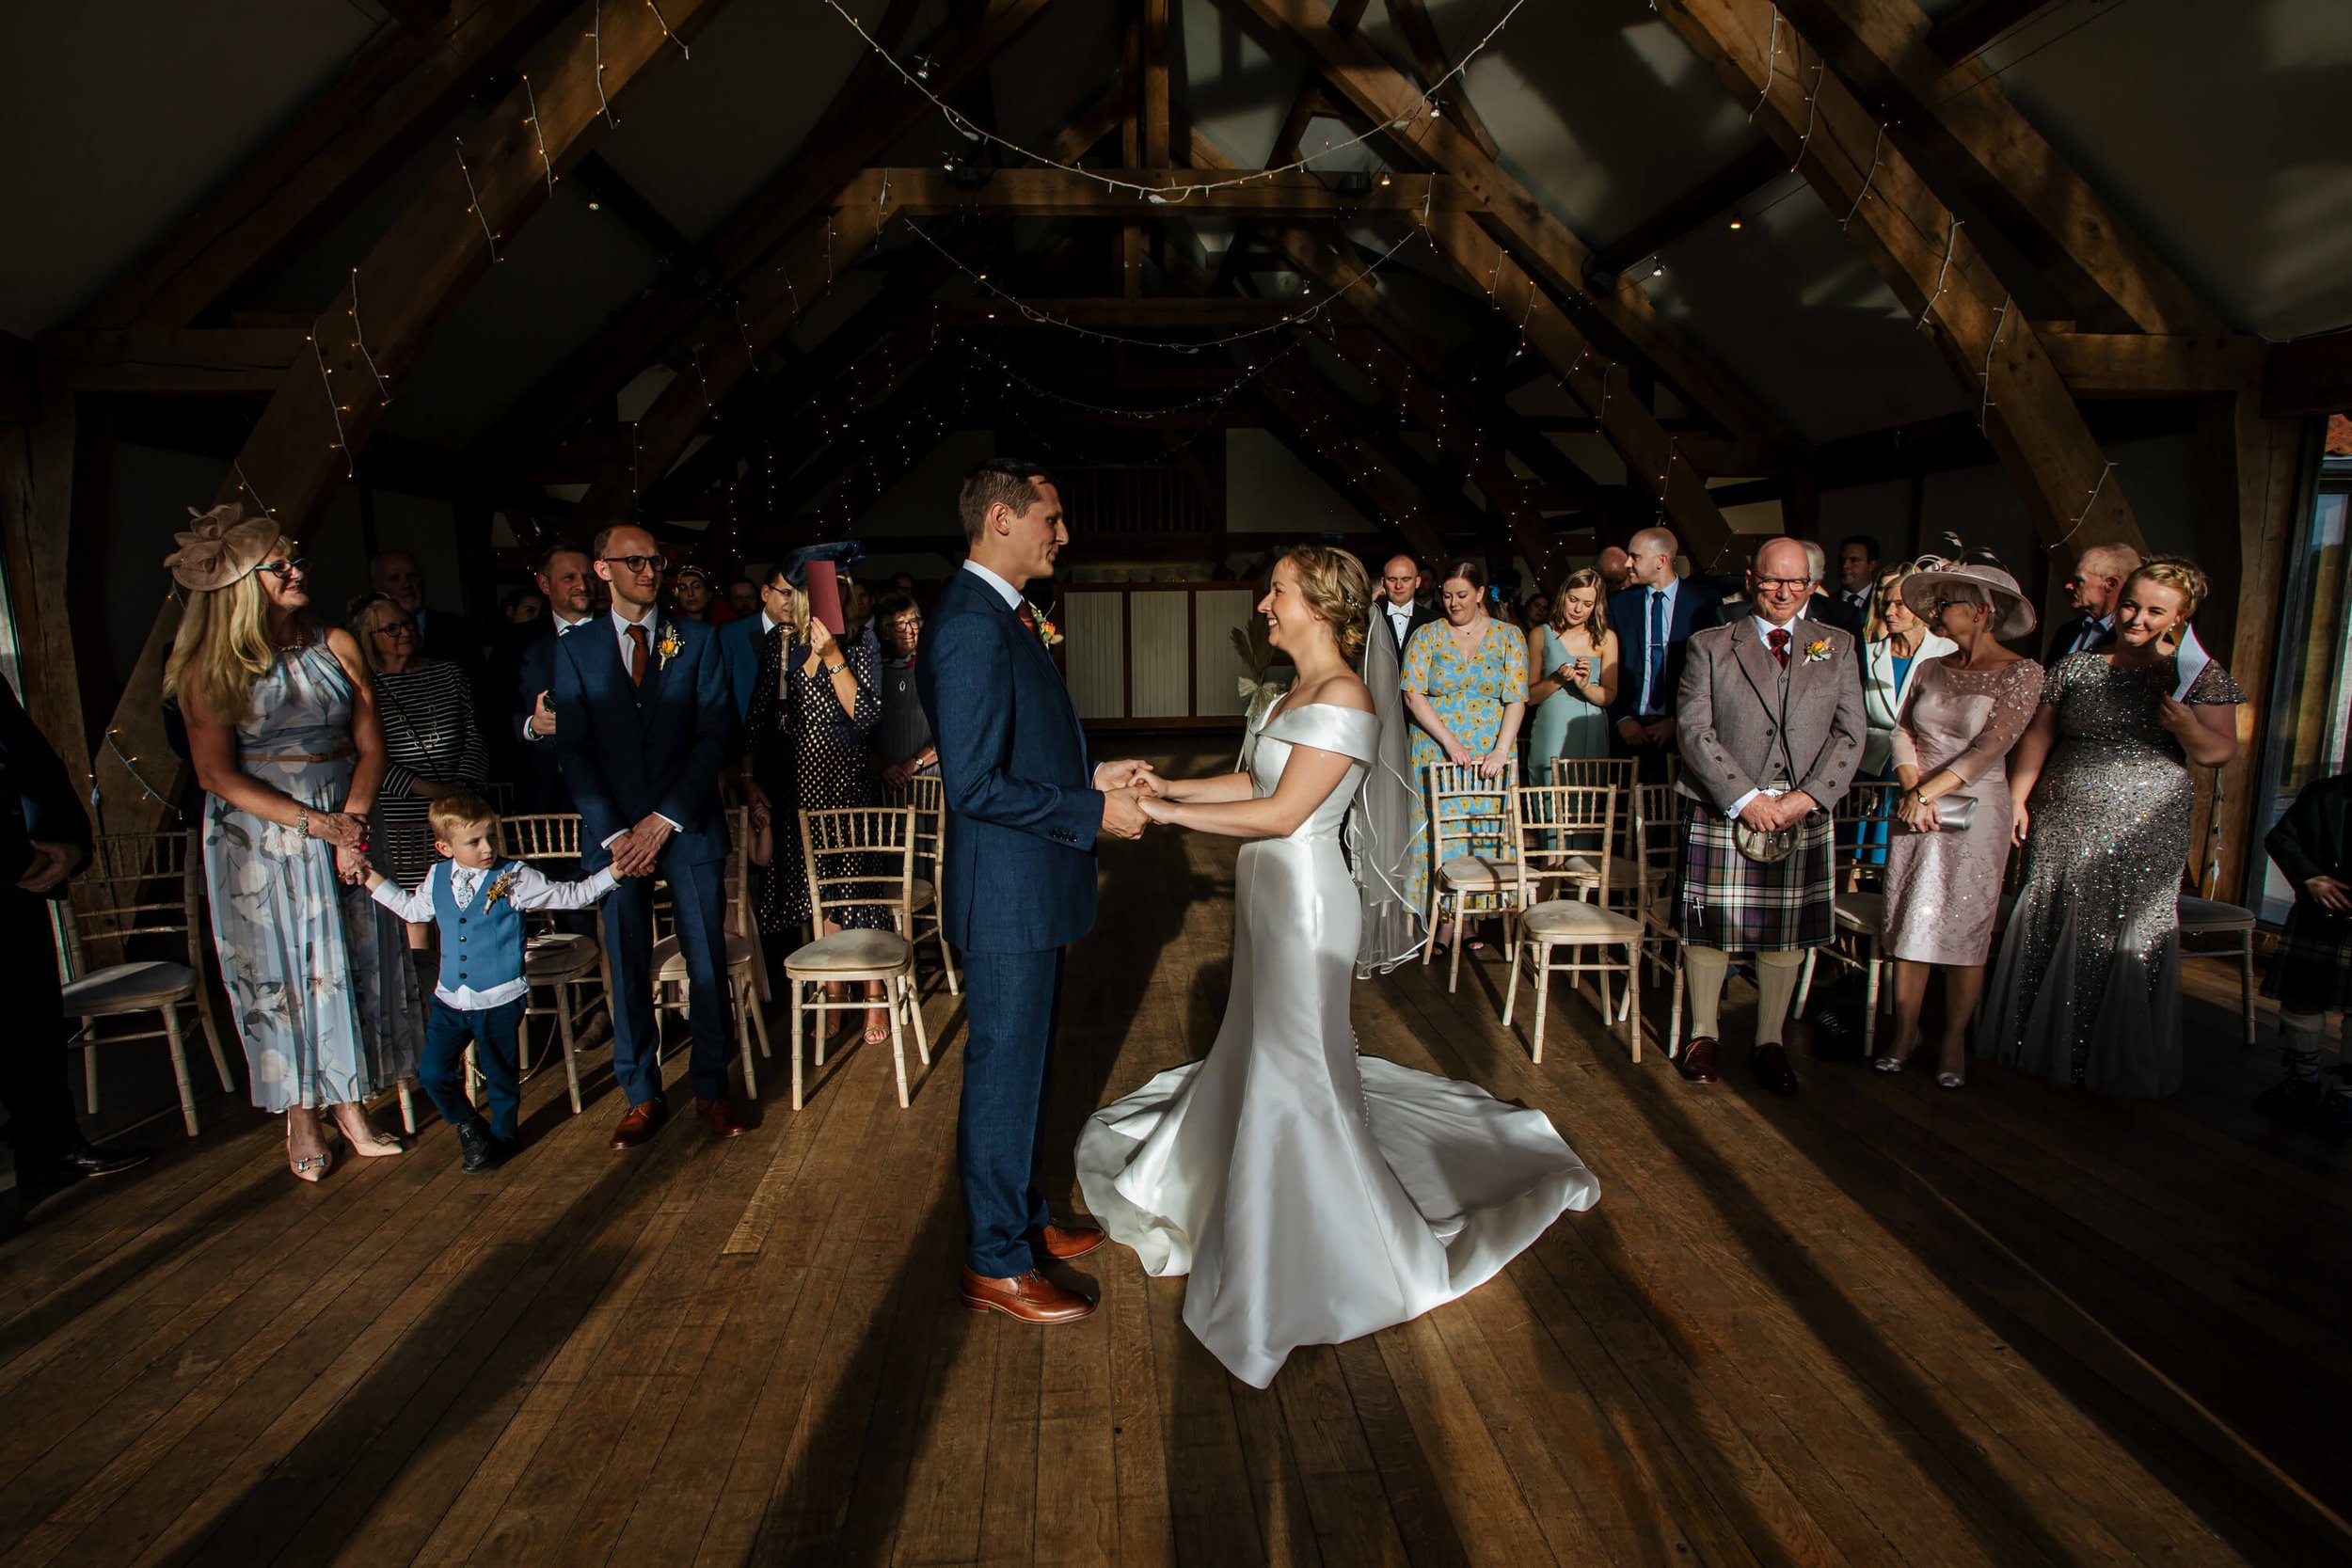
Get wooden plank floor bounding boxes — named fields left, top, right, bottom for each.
left=5, top=742, right=2350, bottom=1566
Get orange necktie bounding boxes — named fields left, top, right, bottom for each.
left=1015, top=602, right=1039, bottom=635
left=627, top=624, right=649, bottom=687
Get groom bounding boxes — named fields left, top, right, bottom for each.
left=919, top=458, right=1153, bottom=1324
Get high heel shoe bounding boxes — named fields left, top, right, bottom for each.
left=1872, top=1053, right=1909, bottom=1073
left=1935, top=1069, right=1965, bottom=1089
left=329, top=1103, right=406, bottom=1157
left=286, top=1121, right=332, bottom=1183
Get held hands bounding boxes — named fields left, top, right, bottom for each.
left=743, top=778, right=771, bottom=830
left=1740, top=791, right=1819, bottom=833
left=2307, top=875, right=2352, bottom=913
left=1099, top=783, right=1152, bottom=841
left=611, top=814, right=675, bottom=877
left=334, top=845, right=369, bottom=885
left=1092, top=758, right=1159, bottom=794
left=308, top=810, right=369, bottom=849
left=1138, top=793, right=1178, bottom=827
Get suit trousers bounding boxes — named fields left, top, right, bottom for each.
left=0, top=892, right=77, bottom=1166
left=958, top=946, right=1063, bottom=1277
left=421, top=996, right=524, bottom=1141
left=601, top=849, right=734, bottom=1104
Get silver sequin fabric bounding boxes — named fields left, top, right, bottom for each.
left=1978, top=652, right=2245, bottom=1097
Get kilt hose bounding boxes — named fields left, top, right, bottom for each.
left=2263, top=902, right=2352, bottom=1014
left=1677, top=811, right=1835, bottom=953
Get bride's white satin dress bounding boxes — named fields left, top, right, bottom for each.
left=1075, top=701, right=1599, bottom=1387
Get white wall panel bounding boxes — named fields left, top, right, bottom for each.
left=1129, top=594, right=1192, bottom=718
left=1062, top=591, right=1126, bottom=720
left=1193, top=591, right=1259, bottom=718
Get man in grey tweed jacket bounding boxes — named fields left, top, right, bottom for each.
left=1673, top=536, right=1867, bottom=1095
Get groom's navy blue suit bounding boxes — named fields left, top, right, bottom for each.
left=554, top=610, right=738, bottom=1105
left=918, top=564, right=1103, bottom=1278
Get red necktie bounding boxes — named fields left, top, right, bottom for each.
left=1768, top=628, right=1790, bottom=668
left=627, top=624, right=649, bottom=687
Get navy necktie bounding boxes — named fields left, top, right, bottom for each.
left=1647, top=591, right=1667, bottom=714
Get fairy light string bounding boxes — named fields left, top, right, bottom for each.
left=453, top=138, right=502, bottom=260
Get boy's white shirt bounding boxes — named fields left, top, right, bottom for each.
left=372, top=861, right=617, bottom=1010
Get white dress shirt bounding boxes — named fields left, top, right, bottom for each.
left=961, top=559, right=1025, bottom=610
left=1384, top=600, right=1415, bottom=647
left=1635, top=578, right=1680, bottom=716
left=373, top=863, right=618, bottom=1008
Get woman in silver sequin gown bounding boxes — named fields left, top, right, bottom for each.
left=1978, top=562, right=2242, bottom=1098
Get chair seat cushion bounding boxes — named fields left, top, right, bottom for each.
left=1439, top=856, right=1519, bottom=890
left=524, top=933, right=600, bottom=980
left=911, top=878, right=936, bottom=914
left=1522, top=899, right=1643, bottom=942
left=785, top=928, right=912, bottom=974
left=1564, top=853, right=1665, bottom=893
left=652, top=931, right=756, bottom=979
left=1834, top=890, right=1885, bottom=931
left=1645, top=894, right=1676, bottom=930
left=2178, top=895, right=2255, bottom=933
left=61, top=959, right=196, bottom=1013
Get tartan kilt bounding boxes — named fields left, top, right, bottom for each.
left=1678, top=811, right=1834, bottom=953
left=2262, top=904, right=2352, bottom=1013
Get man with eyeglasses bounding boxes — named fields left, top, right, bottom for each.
left=871, top=592, right=938, bottom=789
left=2043, top=543, right=2142, bottom=665
left=723, top=565, right=795, bottom=721
left=1671, top=535, right=1867, bottom=1097
left=554, top=523, right=746, bottom=1148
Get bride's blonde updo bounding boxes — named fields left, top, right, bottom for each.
left=1277, top=545, right=1372, bottom=662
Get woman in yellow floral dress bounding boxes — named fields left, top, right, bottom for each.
left=1403, top=560, right=1529, bottom=950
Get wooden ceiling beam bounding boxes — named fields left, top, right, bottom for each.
left=33, top=328, right=309, bottom=394
left=76, top=0, right=579, bottom=330
left=568, top=151, right=698, bottom=263
left=1268, top=0, right=1369, bottom=163
left=2262, top=328, right=2352, bottom=419
left=1924, top=0, right=2064, bottom=61
left=0, top=332, right=33, bottom=423
left=1142, top=0, right=1173, bottom=168
left=2042, top=331, right=2268, bottom=398
left=871, top=166, right=1461, bottom=216
left=379, top=0, right=455, bottom=29
left=1653, top=0, right=2146, bottom=565
left=1226, top=0, right=1792, bottom=451
left=93, top=0, right=735, bottom=835
left=1255, top=383, right=1450, bottom=563
left=1589, top=141, right=1788, bottom=280
left=1384, top=0, right=1502, bottom=163
left=1776, top=0, right=2218, bottom=334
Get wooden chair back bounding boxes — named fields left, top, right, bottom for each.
left=1633, top=784, right=1684, bottom=908
left=798, top=806, right=918, bottom=929
left=1831, top=783, right=1902, bottom=891
left=1424, top=761, right=1512, bottom=870
left=61, top=831, right=203, bottom=978
left=892, top=772, right=946, bottom=881
left=1512, top=784, right=1619, bottom=907
left=500, top=812, right=586, bottom=862
left=1548, top=756, right=1636, bottom=792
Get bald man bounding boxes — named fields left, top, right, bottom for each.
left=1375, top=554, right=1438, bottom=658
left=1606, top=527, right=1722, bottom=780
left=1596, top=546, right=1633, bottom=594
left=1672, top=536, right=1866, bottom=1095
left=2045, top=543, right=2143, bottom=664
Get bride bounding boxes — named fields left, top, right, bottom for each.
left=1075, top=546, right=1599, bottom=1388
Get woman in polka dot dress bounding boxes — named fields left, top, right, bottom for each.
left=745, top=581, right=894, bottom=1043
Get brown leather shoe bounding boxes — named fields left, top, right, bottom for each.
left=1751, top=1043, right=1801, bottom=1096
left=1676, top=1036, right=1720, bottom=1083
left=960, top=1267, right=1096, bottom=1323
left=697, top=1097, right=747, bottom=1138
left=1035, top=1221, right=1106, bottom=1261
left=609, top=1099, right=666, bottom=1149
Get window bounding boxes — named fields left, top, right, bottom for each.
left=2250, top=429, right=2351, bottom=921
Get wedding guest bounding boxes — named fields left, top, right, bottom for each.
left=722, top=567, right=790, bottom=720
left=1596, top=545, right=1633, bottom=594
left=890, top=570, right=920, bottom=599
left=669, top=563, right=718, bottom=625
left=501, top=587, right=545, bottom=630
left=1876, top=562, right=2042, bottom=1087
left=555, top=523, right=744, bottom=1147
left=1402, top=559, right=1528, bottom=953
left=1375, top=554, right=1437, bottom=658
left=1836, top=534, right=1882, bottom=621
left=1673, top=536, right=1865, bottom=1095
left=350, top=594, right=490, bottom=897
left=2254, top=766, right=2352, bottom=1128
left=506, top=545, right=596, bottom=814
left=1525, top=568, right=1617, bottom=780
left=2044, top=542, right=2144, bottom=663
left=371, top=549, right=481, bottom=672
left=872, top=592, right=939, bottom=788
left=743, top=574, right=895, bottom=1046
left=1980, top=557, right=2242, bottom=1098
left=1609, top=526, right=1722, bottom=780
left=1, top=673, right=148, bottom=1214
left=168, top=508, right=422, bottom=1180
left=1856, top=563, right=1955, bottom=863
left=1524, top=591, right=1553, bottom=634
left=1803, top=540, right=1864, bottom=637
left=366, top=793, right=619, bottom=1171
left=725, top=577, right=760, bottom=621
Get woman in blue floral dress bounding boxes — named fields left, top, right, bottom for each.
left=165, top=507, right=424, bottom=1181
left=1402, top=560, right=1529, bottom=950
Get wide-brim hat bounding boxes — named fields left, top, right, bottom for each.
left=164, top=503, right=278, bottom=593
left=778, top=539, right=865, bottom=587
left=1900, top=562, right=2037, bottom=641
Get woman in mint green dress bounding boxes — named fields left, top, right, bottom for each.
left=1402, top=561, right=1528, bottom=949
left=1525, top=567, right=1618, bottom=782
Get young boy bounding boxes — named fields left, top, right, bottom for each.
left=368, top=792, right=620, bottom=1171
left=2256, top=767, right=2352, bottom=1130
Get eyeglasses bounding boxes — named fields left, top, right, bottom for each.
left=885, top=615, right=923, bottom=632
left=373, top=622, right=417, bottom=637
left=258, top=558, right=307, bottom=578
left=1754, top=577, right=1812, bottom=593
left=1930, top=598, right=1979, bottom=615
left=601, top=554, right=668, bottom=575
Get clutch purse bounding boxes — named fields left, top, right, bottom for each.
left=1897, top=794, right=1977, bottom=832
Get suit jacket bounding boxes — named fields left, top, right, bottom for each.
left=2265, top=772, right=2352, bottom=895
left=915, top=569, right=1101, bottom=955
left=1806, top=592, right=1864, bottom=639
left=414, top=607, right=482, bottom=672
left=1608, top=578, right=1724, bottom=726
left=1375, top=601, right=1440, bottom=659
left=1676, top=618, right=1867, bottom=815
left=1859, top=631, right=1959, bottom=774
left=2043, top=614, right=2115, bottom=666
left=0, top=673, right=92, bottom=895
left=553, top=612, right=736, bottom=872
left=506, top=618, right=584, bottom=814
left=721, top=612, right=776, bottom=720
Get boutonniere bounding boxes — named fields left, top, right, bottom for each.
left=481, top=867, right=518, bottom=909
left=1803, top=638, right=1831, bottom=664
left=1026, top=604, right=1063, bottom=648
left=656, top=622, right=683, bottom=669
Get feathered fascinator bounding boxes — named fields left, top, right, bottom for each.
left=1901, top=534, right=2038, bottom=640
left=163, top=503, right=278, bottom=593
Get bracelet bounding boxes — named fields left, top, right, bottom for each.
left=825, top=660, right=848, bottom=674
left=296, top=806, right=310, bottom=839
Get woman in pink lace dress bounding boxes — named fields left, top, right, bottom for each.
left=1877, top=561, right=2042, bottom=1087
